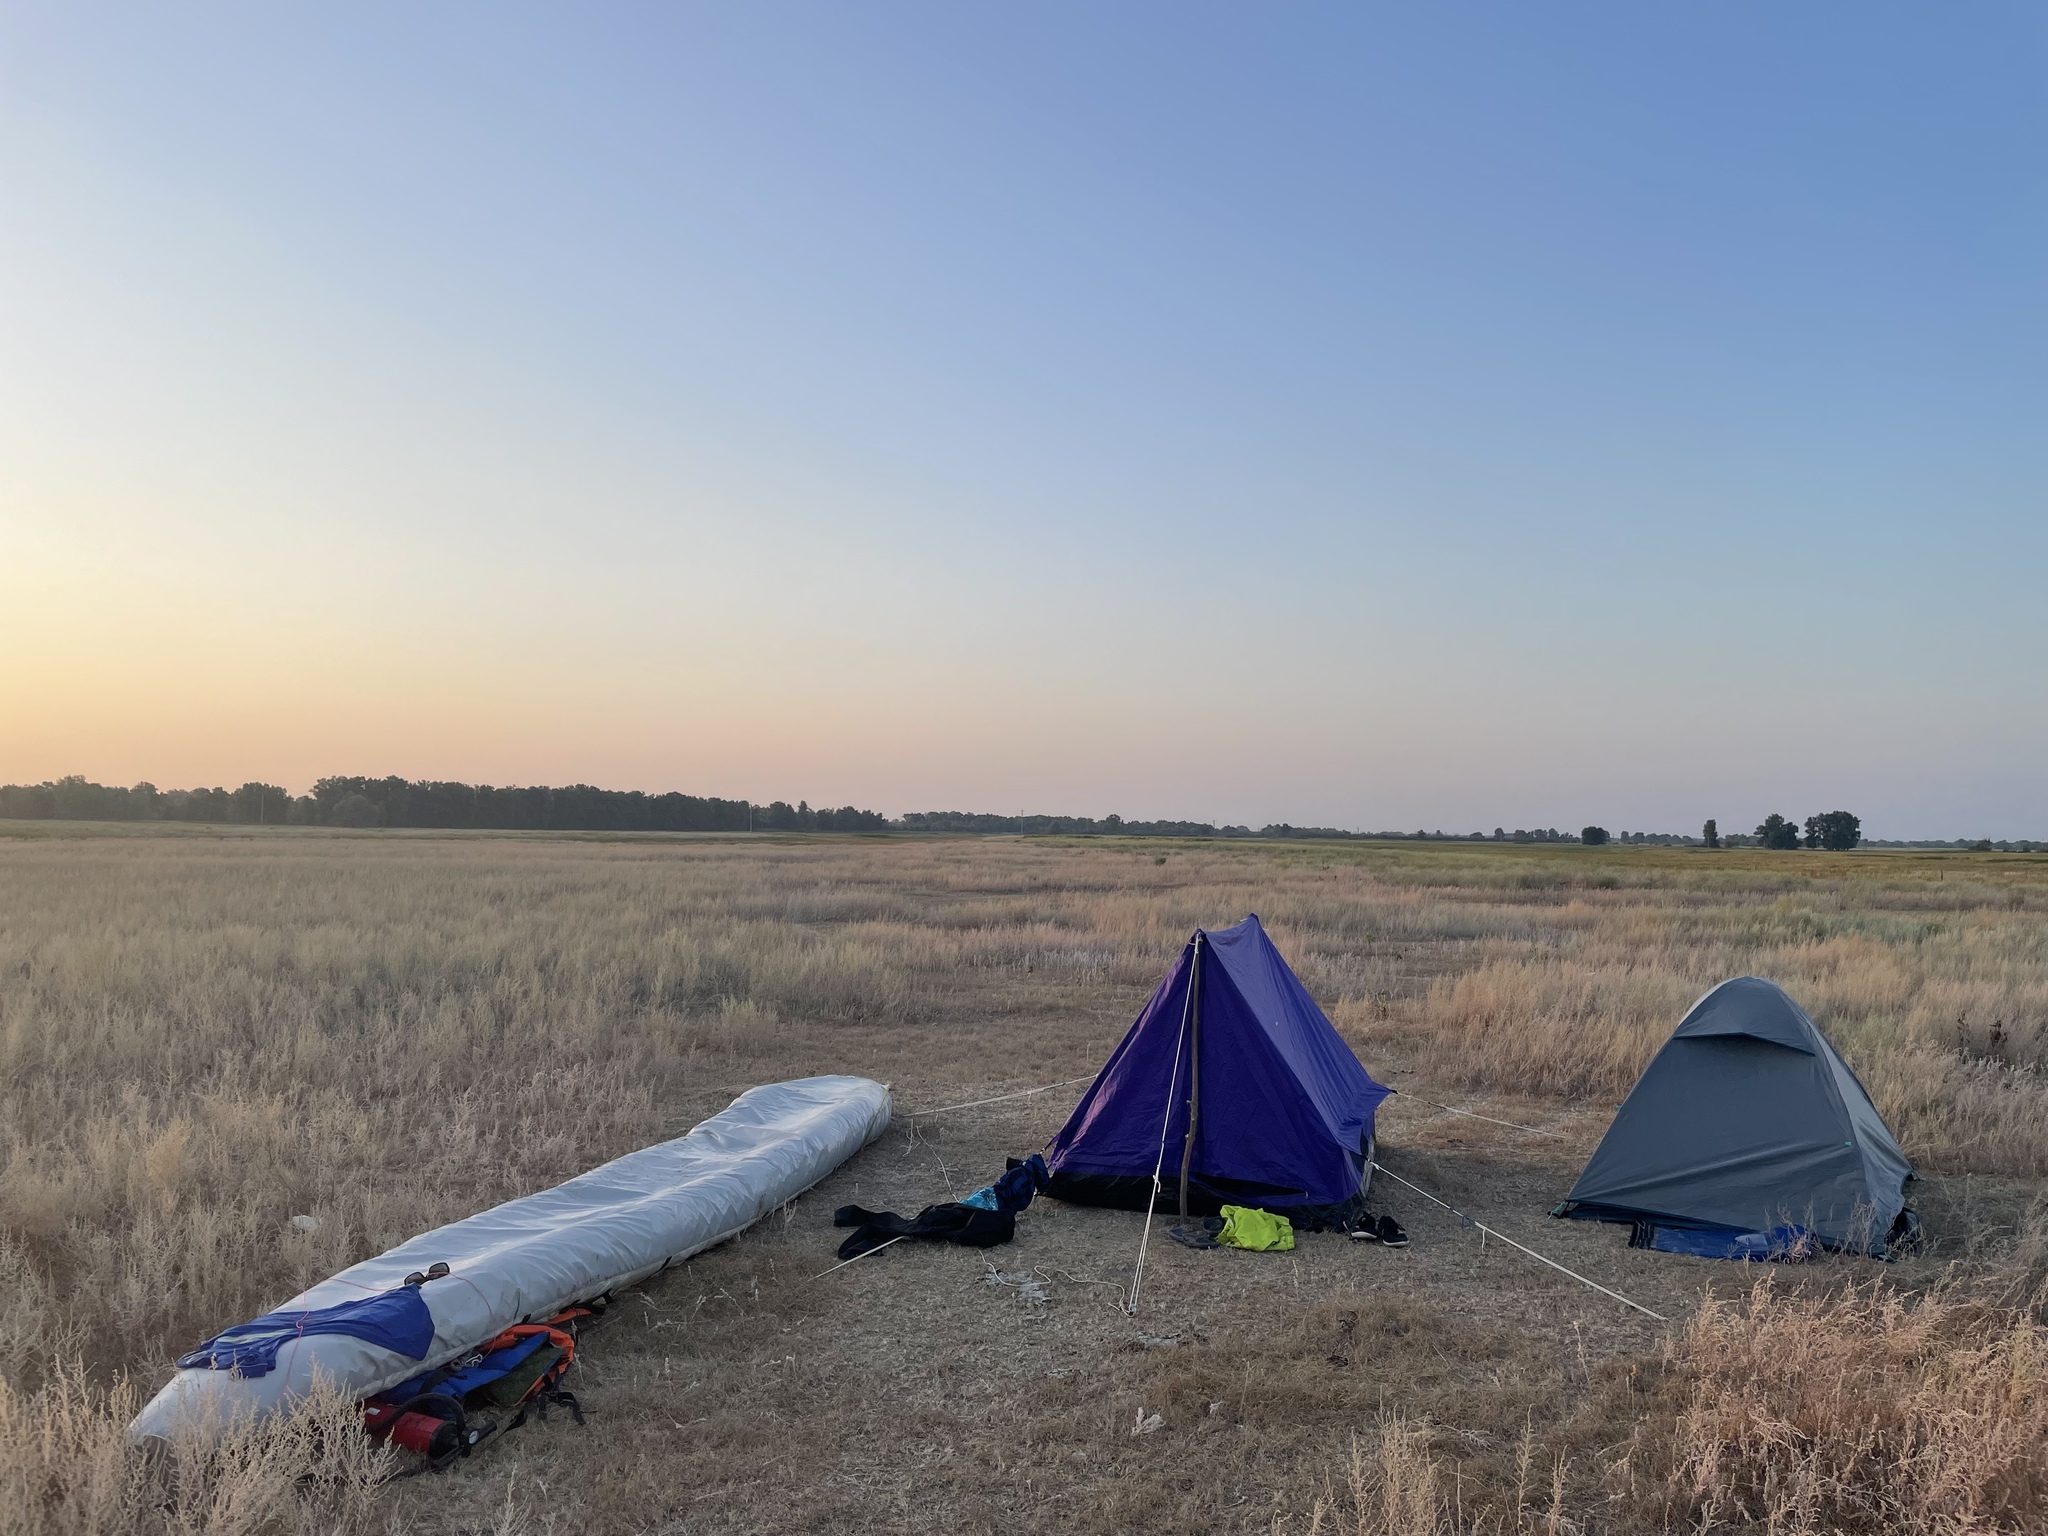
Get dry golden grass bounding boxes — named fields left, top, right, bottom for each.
left=1278, top=1275, right=2048, bottom=1536
left=0, top=827, right=2043, bottom=1532
left=0, top=1368, right=393, bottom=1536
left=1667, top=1276, right=2048, bottom=1533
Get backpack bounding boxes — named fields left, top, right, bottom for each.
left=362, top=1307, right=593, bottom=1471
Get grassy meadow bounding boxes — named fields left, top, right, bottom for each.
left=2, top=827, right=2045, bottom=1533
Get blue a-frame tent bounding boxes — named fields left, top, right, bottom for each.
left=1045, top=915, right=1391, bottom=1225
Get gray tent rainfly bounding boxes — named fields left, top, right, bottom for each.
left=1554, top=977, right=1914, bottom=1258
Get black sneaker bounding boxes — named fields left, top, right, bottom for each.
left=1375, top=1214, right=1409, bottom=1248
left=1347, top=1221, right=1379, bottom=1243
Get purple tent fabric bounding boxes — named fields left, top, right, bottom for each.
left=1044, top=915, right=1391, bottom=1219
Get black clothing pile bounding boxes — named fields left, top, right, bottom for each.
left=832, top=1203, right=1015, bottom=1259
left=830, top=1154, right=1051, bottom=1261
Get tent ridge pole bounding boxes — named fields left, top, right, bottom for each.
left=1177, top=931, right=1203, bottom=1221
left=1127, top=928, right=1200, bottom=1315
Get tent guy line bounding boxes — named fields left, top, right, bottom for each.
left=913, top=1072, right=1553, bottom=1143
left=1369, top=1161, right=1668, bottom=1322
left=1392, top=1094, right=1561, bottom=1138
left=906, top=1076, right=1099, bottom=1118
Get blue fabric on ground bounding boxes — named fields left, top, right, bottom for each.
left=964, top=1153, right=1051, bottom=1213
left=992, top=1154, right=1049, bottom=1212
left=178, top=1286, right=435, bottom=1377
left=1644, top=1223, right=1811, bottom=1261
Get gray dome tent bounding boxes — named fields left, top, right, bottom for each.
left=1555, top=977, right=1913, bottom=1258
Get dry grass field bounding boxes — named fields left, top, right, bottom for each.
left=2, top=827, right=2045, bottom=1534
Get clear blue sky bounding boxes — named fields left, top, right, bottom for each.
left=2, top=5, right=2042, bottom=836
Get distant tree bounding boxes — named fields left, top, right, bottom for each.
left=815, top=805, right=888, bottom=832
left=1702, top=818, right=1719, bottom=848
left=329, top=792, right=384, bottom=828
left=1802, top=810, right=1861, bottom=851
left=51, top=775, right=135, bottom=820
left=0, top=782, right=55, bottom=818
left=1971, top=838, right=1994, bottom=852
left=232, top=782, right=289, bottom=825
left=1756, top=813, right=1800, bottom=850
left=1581, top=826, right=1609, bottom=845
left=1493, top=827, right=1506, bottom=841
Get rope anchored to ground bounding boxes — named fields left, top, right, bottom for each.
left=1370, top=1160, right=1666, bottom=1322
left=1391, top=1091, right=1561, bottom=1137
left=905, top=1076, right=1098, bottom=1118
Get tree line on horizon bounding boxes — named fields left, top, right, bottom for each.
left=0, top=775, right=886, bottom=833
left=1585, top=813, right=1868, bottom=851
left=0, top=776, right=2035, bottom=849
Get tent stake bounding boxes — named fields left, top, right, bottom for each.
left=812, top=1234, right=907, bottom=1280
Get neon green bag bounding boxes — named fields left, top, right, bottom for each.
left=1217, top=1205, right=1294, bottom=1252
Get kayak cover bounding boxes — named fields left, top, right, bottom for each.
left=131, top=1075, right=891, bottom=1441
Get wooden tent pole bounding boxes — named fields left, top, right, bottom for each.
left=1176, top=932, right=1204, bottom=1220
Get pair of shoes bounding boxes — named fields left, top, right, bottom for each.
left=1168, top=1225, right=1219, bottom=1250
left=1348, top=1215, right=1409, bottom=1247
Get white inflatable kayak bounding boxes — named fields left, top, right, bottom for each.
left=131, top=1075, right=891, bottom=1442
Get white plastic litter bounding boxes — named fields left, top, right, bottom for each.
left=131, top=1076, right=891, bottom=1442
left=982, top=1268, right=1050, bottom=1305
